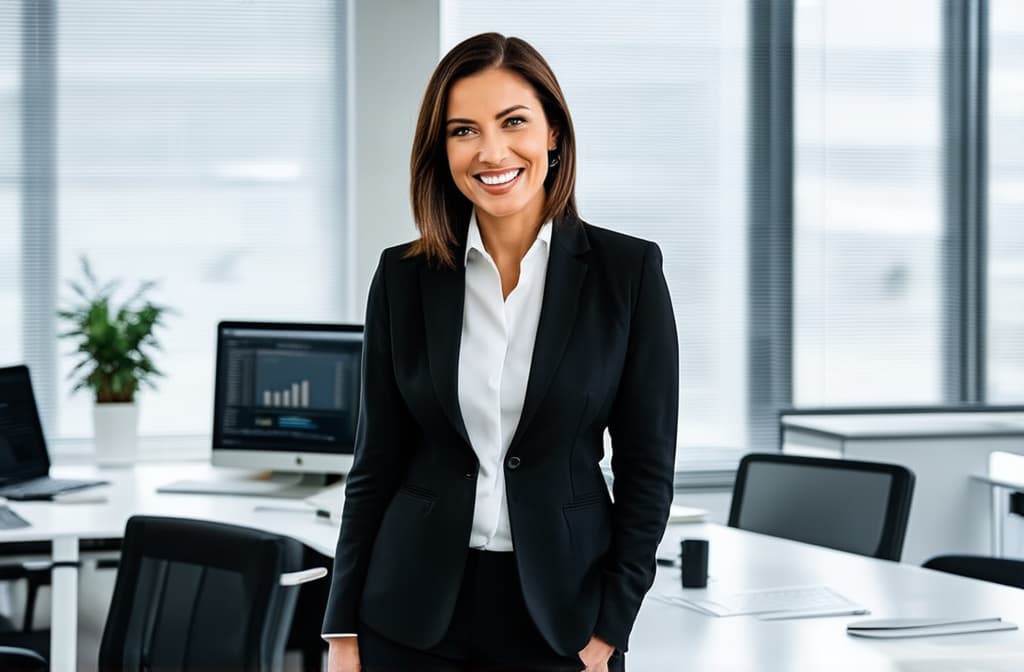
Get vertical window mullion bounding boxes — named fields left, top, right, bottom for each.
left=748, top=0, right=794, bottom=452
left=21, top=0, right=57, bottom=434
left=942, top=0, right=988, bottom=404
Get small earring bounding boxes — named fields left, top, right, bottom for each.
left=548, top=152, right=560, bottom=168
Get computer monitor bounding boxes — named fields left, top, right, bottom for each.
left=161, top=320, right=362, bottom=498
left=213, top=320, right=361, bottom=473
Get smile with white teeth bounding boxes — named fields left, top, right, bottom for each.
left=478, top=169, right=522, bottom=185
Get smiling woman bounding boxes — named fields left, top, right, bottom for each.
left=323, top=32, right=678, bottom=672
left=444, top=69, right=557, bottom=234
left=407, top=33, right=578, bottom=271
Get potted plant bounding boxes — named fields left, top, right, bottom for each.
left=58, top=257, right=171, bottom=465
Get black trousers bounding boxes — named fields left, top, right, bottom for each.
left=358, top=549, right=626, bottom=672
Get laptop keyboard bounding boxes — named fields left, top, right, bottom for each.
left=0, top=477, right=108, bottom=501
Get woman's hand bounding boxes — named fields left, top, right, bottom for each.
left=577, top=634, right=615, bottom=671
left=326, top=636, right=361, bottom=672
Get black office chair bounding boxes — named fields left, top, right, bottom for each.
left=922, top=555, right=1024, bottom=590
left=0, top=538, right=124, bottom=662
left=0, top=645, right=46, bottom=672
left=728, top=452, right=915, bottom=561
left=0, top=543, right=61, bottom=658
left=1, top=515, right=326, bottom=671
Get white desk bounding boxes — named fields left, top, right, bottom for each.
left=5, top=463, right=1024, bottom=672
left=781, top=412, right=1024, bottom=563
left=1, top=462, right=339, bottom=672
left=639, top=523, right=1024, bottom=671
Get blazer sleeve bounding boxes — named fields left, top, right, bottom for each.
left=594, top=241, right=679, bottom=651
left=321, top=250, right=415, bottom=635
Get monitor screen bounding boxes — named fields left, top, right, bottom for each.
left=211, top=321, right=362, bottom=475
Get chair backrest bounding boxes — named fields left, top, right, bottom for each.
left=923, top=555, right=1024, bottom=590
left=0, top=646, right=46, bottom=672
left=728, top=453, right=915, bottom=561
left=99, top=515, right=305, bottom=672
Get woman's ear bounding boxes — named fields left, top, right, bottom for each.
left=548, top=126, right=559, bottom=151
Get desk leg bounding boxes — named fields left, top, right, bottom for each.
left=991, top=486, right=1008, bottom=558
left=50, top=535, right=79, bottom=672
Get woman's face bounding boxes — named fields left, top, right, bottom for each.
left=445, top=67, right=557, bottom=227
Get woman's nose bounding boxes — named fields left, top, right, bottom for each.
left=477, top=133, right=507, bottom=165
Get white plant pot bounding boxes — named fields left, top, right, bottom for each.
left=92, top=402, right=139, bottom=466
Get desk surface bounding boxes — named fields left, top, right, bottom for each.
left=6, top=463, right=1024, bottom=671
left=1, top=462, right=339, bottom=556
left=641, top=524, right=1024, bottom=671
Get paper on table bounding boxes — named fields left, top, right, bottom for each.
left=849, top=616, right=1001, bottom=630
left=847, top=616, right=1018, bottom=639
left=659, top=584, right=865, bottom=618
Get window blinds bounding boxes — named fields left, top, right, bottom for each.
left=793, top=0, right=946, bottom=405
left=5, top=1, right=342, bottom=440
left=987, top=0, right=1024, bottom=402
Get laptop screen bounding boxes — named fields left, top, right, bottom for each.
left=0, top=365, right=51, bottom=484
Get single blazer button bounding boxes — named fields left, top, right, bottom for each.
left=507, top=456, right=521, bottom=470
left=464, top=471, right=474, bottom=480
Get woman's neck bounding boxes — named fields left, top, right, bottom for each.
left=475, top=201, right=546, bottom=266
left=477, top=219, right=540, bottom=267
left=475, top=204, right=546, bottom=301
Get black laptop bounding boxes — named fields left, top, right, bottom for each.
left=0, top=365, right=108, bottom=501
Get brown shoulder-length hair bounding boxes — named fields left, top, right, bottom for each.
left=407, top=32, right=578, bottom=269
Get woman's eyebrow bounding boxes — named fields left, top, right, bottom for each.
left=494, top=104, right=529, bottom=118
left=446, top=104, right=531, bottom=126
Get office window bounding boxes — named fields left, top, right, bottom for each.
left=0, top=2, right=19, bottom=366
left=988, top=0, right=1024, bottom=402
left=794, top=0, right=945, bottom=405
left=443, top=0, right=750, bottom=466
left=16, top=0, right=341, bottom=439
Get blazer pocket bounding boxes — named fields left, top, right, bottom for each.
left=562, top=496, right=612, bottom=553
left=562, top=491, right=608, bottom=512
left=368, top=487, right=438, bottom=568
left=395, top=485, right=438, bottom=515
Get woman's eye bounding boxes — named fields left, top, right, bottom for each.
left=504, top=117, right=526, bottom=127
left=449, top=126, right=474, bottom=137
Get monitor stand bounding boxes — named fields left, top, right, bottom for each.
left=157, top=471, right=333, bottom=499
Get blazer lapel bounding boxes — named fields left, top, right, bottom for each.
left=420, top=259, right=471, bottom=446
left=509, top=218, right=590, bottom=454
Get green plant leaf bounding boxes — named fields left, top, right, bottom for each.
left=57, top=258, right=172, bottom=402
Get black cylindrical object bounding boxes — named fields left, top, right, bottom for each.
left=680, top=538, right=709, bottom=588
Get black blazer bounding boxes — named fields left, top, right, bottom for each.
left=322, top=217, right=679, bottom=655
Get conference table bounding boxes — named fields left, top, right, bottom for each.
left=642, top=524, right=1024, bottom=671
left=2, top=462, right=1023, bottom=672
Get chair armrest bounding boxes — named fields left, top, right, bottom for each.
left=279, top=566, right=328, bottom=586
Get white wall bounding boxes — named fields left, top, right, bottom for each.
left=350, top=0, right=441, bottom=320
